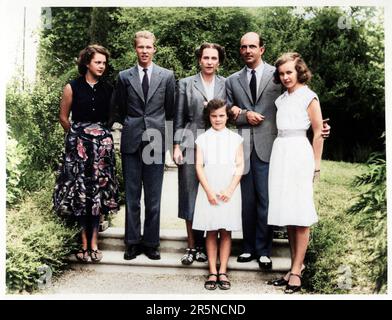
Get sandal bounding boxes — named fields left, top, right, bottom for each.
left=195, top=247, right=207, bottom=262
left=268, top=265, right=306, bottom=286
left=284, top=273, right=302, bottom=294
left=204, top=273, right=218, bottom=290
left=75, top=248, right=89, bottom=262
left=218, top=273, right=231, bottom=290
left=181, top=248, right=196, bottom=265
left=90, top=249, right=103, bottom=263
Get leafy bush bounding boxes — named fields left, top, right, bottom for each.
left=115, top=150, right=125, bottom=205
left=6, top=183, right=79, bottom=293
left=348, top=151, right=387, bottom=293
left=6, top=78, right=71, bottom=193
left=6, top=127, right=26, bottom=206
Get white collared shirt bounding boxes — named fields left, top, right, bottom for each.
left=138, top=64, right=153, bottom=85
left=200, top=74, right=215, bottom=102
left=246, top=62, right=264, bottom=96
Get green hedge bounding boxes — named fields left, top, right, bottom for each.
left=6, top=183, right=79, bottom=293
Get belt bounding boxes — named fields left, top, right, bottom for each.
left=277, top=129, right=307, bottom=137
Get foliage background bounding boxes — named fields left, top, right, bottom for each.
left=36, top=6, right=385, bottom=163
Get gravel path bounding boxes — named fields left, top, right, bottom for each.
left=40, top=265, right=285, bottom=296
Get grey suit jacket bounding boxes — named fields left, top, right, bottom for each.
left=174, top=73, right=226, bottom=149
left=109, top=63, right=175, bottom=154
left=226, top=63, right=282, bottom=162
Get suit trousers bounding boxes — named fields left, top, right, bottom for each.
left=122, top=141, right=164, bottom=248
left=240, top=147, right=273, bottom=257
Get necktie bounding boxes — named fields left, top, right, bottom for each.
left=142, top=68, right=149, bottom=101
left=250, top=69, right=257, bottom=104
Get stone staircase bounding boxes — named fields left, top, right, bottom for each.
left=70, top=227, right=291, bottom=277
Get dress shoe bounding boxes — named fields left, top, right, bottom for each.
left=144, top=246, right=161, bottom=260
left=237, top=253, right=256, bottom=263
left=258, top=256, right=272, bottom=270
left=124, top=244, right=141, bottom=260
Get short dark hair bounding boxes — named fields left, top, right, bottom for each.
left=240, top=32, right=264, bottom=48
left=203, top=98, right=231, bottom=127
left=77, top=44, right=110, bottom=75
left=273, top=52, right=312, bottom=84
left=195, top=43, right=226, bottom=64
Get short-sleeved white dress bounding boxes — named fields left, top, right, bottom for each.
left=192, top=127, right=243, bottom=231
left=268, top=85, right=319, bottom=227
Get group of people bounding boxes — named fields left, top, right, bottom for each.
left=53, top=30, right=330, bottom=294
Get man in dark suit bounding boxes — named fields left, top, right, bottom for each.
left=109, top=30, right=175, bottom=260
left=226, top=32, right=279, bottom=270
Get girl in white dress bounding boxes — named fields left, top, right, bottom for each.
left=267, top=53, right=324, bottom=293
left=193, top=99, right=244, bottom=290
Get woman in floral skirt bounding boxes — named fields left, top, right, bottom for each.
left=53, top=44, right=119, bottom=262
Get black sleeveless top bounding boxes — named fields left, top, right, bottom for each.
left=70, top=76, right=113, bottom=123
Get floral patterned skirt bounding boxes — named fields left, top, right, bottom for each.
left=53, top=122, right=119, bottom=217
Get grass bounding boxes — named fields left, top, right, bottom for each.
left=306, top=160, right=379, bottom=294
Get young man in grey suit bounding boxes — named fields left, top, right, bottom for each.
left=109, top=31, right=176, bottom=261
left=226, top=32, right=279, bottom=270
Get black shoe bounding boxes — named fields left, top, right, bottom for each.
left=144, top=246, right=161, bottom=260
left=204, top=273, right=218, bottom=290
left=258, top=256, right=272, bottom=270
left=195, top=247, right=208, bottom=262
left=181, top=248, right=196, bottom=265
left=124, top=244, right=141, bottom=260
left=267, top=277, right=288, bottom=286
left=237, top=253, right=256, bottom=263
left=217, top=273, right=231, bottom=290
left=284, top=273, right=302, bottom=294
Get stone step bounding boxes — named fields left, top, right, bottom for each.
left=69, top=250, right=291, bottom=273
left=98, top=227, right=290, bottom=257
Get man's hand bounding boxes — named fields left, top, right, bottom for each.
left=173, top=145, right=183, bottom=165
left=322, top=118, right=331, bottom=139
left=246, top=111, right=265, bottom=126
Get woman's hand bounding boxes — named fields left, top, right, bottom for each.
left=173, top=145, right=184, bottom=165
left=313, top=170, right=320, bottom=183
left=217, top=188, right=234, bottom=203
left=207, top=191, right=219, bottom=205
left=230, top=106, right=242, bottom=120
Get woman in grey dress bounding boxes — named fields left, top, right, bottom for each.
left=173, top=43, right=226, bottom=265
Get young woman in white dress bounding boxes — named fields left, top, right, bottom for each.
left=192, top=99, right=244, bottom=290
left=267, top=52, right=324, bottom=293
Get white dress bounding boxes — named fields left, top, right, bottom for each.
left=192, top=127, right=243, bottom=231
left=268, top=85, right=319, bottom=227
